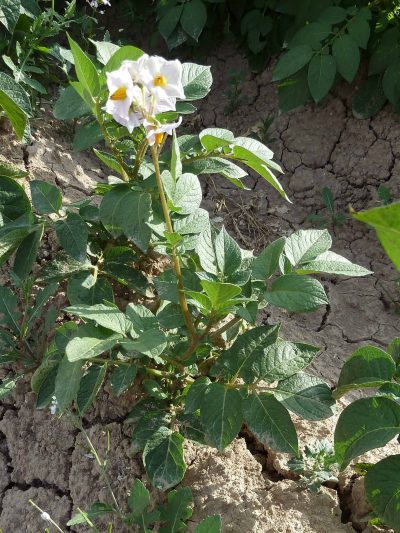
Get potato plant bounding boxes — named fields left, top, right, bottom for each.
left=330, top=201, right=400, bottom=531
left=0, top=38, right=373, bottom=494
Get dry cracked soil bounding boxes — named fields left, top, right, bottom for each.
left=0, top=41, right=399, bottom=533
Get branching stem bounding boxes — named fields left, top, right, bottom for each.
left=150, top=146, right=197, bottom=341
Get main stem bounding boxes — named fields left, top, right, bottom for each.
left=150, top=146, right=197, bottom=341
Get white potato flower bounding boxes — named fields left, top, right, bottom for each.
left=140, top=56, right=185, bottom=103
left=105, top=55, right=184, bottom=134
left=144, top=117, right=182, bottom=146
left=105, top=66, right=136, bottom=124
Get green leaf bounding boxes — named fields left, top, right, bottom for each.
left=200, top=383, right=243, bottom=452
left=0, top=72, right=30, bottom=139
left=163, top=171, right=202, bottom=215
left=214, top=227, right=241, bottom=276
left=174, top=208, right=209, bottom=235
left=90, top=39, right=120, bottom=65
left=131, top=411, right=171, bottom=453
left=273, top=45, right=313, bottom=81
left=66, top=323, right=123, bottom=362
left=285, top=230, right=332, bottom=267
left=308, top=54, right=336, bottom=103
left=334, top=346, right=395, bottom=398
left=76, top=364, right=106, bottom=413
left=296, top=250, right=372, bottom=277
left=110, top=364, right=137, bottom=395
left=352, top=76, right=386, bottom=119
left=67, top=273, right=114, bottom=306
left=100, top=185, right=152, bottom=252
left=55, top=213, right=88, bottom=262
left=252, top=237, right=285, bottom=280
left=26, top=283, right=58, bottom=331
left=182, top=63, right=212, bottom=101
left=365, top=455, right=400, bottom=530
left=171, top=130, right=182, bottom=182
left=53, top=85, right=90, bottom=120
left=0, top=374, right=22, bottom=399
left=13, top=224, right=43, bottom=279
left=246, top=341, right=320, bottom=384
left=93, top=149, right=125, bottom=177
left=0, top=176, right=31, bottom=222
left=104, top=45, right=144, bottom=73
left=30, top=180, right=62, bottom=214
left=104, top=253, right=148, bottom=296
left=274, top=372, right=334, bottom=421
left=196, top=225, right=218, bottom=275
left=128, top=478, right=150, bottom=517
left=0, top=286, right=20, bottom=333
left=0, top=0, right=21, bottom=32
left=388, top=338, right=400, bottom=365
left=67, top=502, right=114, bottom=527
left=143, top=428, right=186, bottom=490
left=244, top=393, right=298, bottom=454
left=195, top=515, right=222, bottom=533
left=65, top=303, right=129, bottom=335
left=332, top=34, right=360, bottom=83
left=231, top=137, right=288, bottom=201
left=159, top=5, right=183, bottom=41
left=73, top=120, right=103, bottom=151
left=289, top=22, right=331, bottom=48
left=211, top=325, right=280, bottom=381
left=347, top=12, right=370, bottom=49
left=54, top=356, right=82, bottom=411
left=0, top=160, right=27, bottom=179
left=185, top=376, right=211, bottom=414
left=199, top=128, right=235, bottom=151
left=334, top=396, right=400, bottom=468
left=37, top=252, right=91, bottom=283
left=318, top=6, right=346, bottom=24
left=0, top=222, right=35, bottom=265
left=200, top=280, right=241, bottom=310
left=125, top=302, right=159, bottom=333
left=181, top=0, right=206, bottom=41
left=278, top=67, right=311, bottom=113
left=382, top=61, right=400, bottom=107
left=159, top=487, right=193, bottom=533
left=120, top=329, right=167, bottom=359
left=352, top=203, right=400, bottom=271
left=265, top=274, right=328, bottom=312
left=67, top=34, right=99, bottom=102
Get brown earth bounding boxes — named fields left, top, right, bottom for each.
left=0, top=42, right=399, bottom=532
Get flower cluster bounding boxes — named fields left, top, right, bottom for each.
left=105, top=55, right=184, bottom=145
left=87, top=0, right=111, bottom=12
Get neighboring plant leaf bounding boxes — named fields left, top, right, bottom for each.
left=244, top=393, right=298, bottom=454
left=143, top=427, right=186, bottom=490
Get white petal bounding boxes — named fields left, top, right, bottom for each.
left=145, top=56, right=166, bottom=77
left=105, top=97, right=132, bottom=118
left=106, top=67, right=133, bottom=94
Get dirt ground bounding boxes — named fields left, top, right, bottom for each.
left=0, top=42, right=399, bottom=532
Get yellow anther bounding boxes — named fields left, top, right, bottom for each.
left=153, top=74, right=167, bottom=87
left=155, top=133, right=165, bottom=145
left=111, top=86, right=127, bottom=100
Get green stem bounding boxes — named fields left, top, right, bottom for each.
left=28, top=500, right=65, bottom=533
left=132, top=139, right=148, bottom=179
left=50, top=0, right=55, bottom=25
left=210, top=316, right=241, bottom=340
left=150, top=146, right=197, bottom=341
left=76, top=508, right=102, bottom=533
left=78, top=423, right=123, bottom=519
